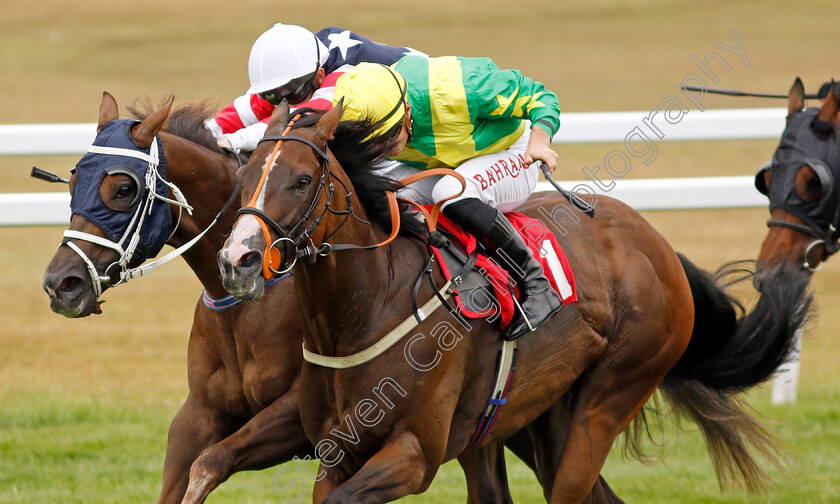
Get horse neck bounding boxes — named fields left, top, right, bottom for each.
left=293, top=190, right=427, bottom=357
left=160, top=133, right=239, bottom=298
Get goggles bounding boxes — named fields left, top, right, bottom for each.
left=258, top=35, right=321, bottom=106
left=259, top=71, right=318, bottom=105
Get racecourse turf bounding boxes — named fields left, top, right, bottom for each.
left=1, top=1, right=839, bottom=502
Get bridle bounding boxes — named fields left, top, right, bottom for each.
left=236, top=114, right=400, bottom=278
left=234, top=112, right=481, bottom=369
left=759, top=153, right=840, bottom=272
left=63, top=132, right=241, bottom=299
left=765, top=214, right=840, bottom=271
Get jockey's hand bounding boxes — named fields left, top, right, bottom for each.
left=217, top=136, right=234, bottom=150
left=523, top=126, right=558, bottom=172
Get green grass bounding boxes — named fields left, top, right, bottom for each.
left=1, top=389, right=838, bottom=503
left=0, top=393, right=170, bottom=504
left=3, top=0, right=840, bottom=502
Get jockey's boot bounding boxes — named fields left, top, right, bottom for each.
left=484, top=211, right=563, bottom=340
left=442, top=198, right=563, bottom=340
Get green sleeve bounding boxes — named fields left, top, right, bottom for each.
left=461, top=57, right=561, bottom=136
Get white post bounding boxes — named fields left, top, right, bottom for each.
left=771, top=326, right=803, bottom=404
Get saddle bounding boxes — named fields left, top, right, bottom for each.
left=428, top=210, right=577, bottom=330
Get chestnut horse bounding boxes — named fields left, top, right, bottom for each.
left=218, top=101, right=812, bottom=503
left=41, top=93, right=620, bottom=504
left=41, top=92, right=312, bottom=504
left=755, top=78, right=840, bottom=284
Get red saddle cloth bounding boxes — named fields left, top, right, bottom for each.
left=431, top=211, right=577, bottom=329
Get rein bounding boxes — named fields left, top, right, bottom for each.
left=236, top=114, right=401, bottom=278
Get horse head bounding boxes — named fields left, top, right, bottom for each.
left=42, top=91, right=179, bottom=317
left=755, top=77, right=840, bottom=289
left=218, top=102, right=346, bottom=301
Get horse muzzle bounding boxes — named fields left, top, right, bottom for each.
left=42, top=271, right=102, bottom=317
left=217, top=247, right=266, bottom=301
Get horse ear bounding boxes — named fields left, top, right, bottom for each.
left=265, top=100, right=291, bottom=137
left=817, top=80, right=838, bottom=125
left=98, top=92, right=120, bottom=133
left=314, top=100, right=342, bottom=145
left=132, top=96, right=174, bottom=147
left=788, top=77, right=805, bottom=116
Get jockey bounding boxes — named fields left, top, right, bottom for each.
left=206, top=23, right=426, bottom=152
left=332, top=57, right=563, bottom=340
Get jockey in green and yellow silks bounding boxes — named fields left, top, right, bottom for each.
left=334, top=56, right=563, bottom=340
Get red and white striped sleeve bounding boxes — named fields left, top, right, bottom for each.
left=206, top=94, right=275, bottom=137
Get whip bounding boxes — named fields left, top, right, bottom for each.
left=538, top=162, right=595, bottom=218
left=681, top=85, right=823, bottom=100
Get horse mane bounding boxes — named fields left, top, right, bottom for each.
left=291, top=112, right=428, bottom=240
left=125, top=96, right=224, bottom=153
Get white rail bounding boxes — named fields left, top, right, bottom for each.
left=0, top=108, right=786, bottom=155
left=0, top=176, right=767, bottom=227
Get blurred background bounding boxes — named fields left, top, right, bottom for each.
left=1, top=1, right=838, bottom=502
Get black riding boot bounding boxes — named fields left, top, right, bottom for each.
left=484, top=212, right=563, bottom=339
left=443, top=198, right=563, bottom=340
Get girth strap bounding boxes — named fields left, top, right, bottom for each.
left=301, top=278, right=453, bottom=369
left=465, top=338, right=518, bottom=451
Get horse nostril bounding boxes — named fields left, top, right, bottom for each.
left=239, top=251, right=262, bottom=270
left=45, top=274, right=85, bottom=298
left=58, top=276, right=84, bottom=295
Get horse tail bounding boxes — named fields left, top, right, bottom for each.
left=658, top=253, right=812, bottom=491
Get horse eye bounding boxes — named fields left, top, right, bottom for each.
left=807, top=176, right=823, bottom=194
left=795, top=165, right=824, bottom=202
left=116, top=184, right=135, bottom=199
left=295, top=176, right=312, bottom=191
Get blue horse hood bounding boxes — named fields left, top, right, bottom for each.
left=70, top=119, right=172, bottom=263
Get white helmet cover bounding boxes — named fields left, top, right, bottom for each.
left=247, top=24, right=328, bottom=94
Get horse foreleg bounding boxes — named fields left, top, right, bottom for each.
left=316, top=431, right=433, bottom=504
left=504, top=427, right=538, bottom=473
left=458, top=442, right=514, bottom=504
left=181, top=382, right=312, bottom=504
left=157, top=396, right=228, bottom=504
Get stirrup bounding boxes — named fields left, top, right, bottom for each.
left=509, top=294, right=536, bottom=333
left=503, top=289, right=563, bottom=340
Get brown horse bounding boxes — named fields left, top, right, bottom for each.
left=41, top=92, right=620, bottom=504
left=41, top=92, right=312, bottom=504
left=218, top=101, right=812, bottom=503
left=755, top=78, right=840, bottom=284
